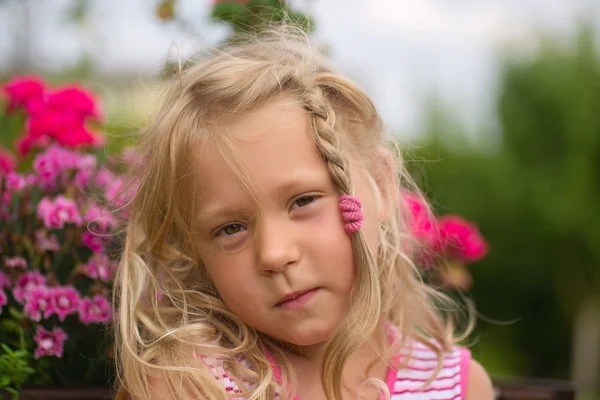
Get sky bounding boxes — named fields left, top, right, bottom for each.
left=0, top=0, right=598, bottom=137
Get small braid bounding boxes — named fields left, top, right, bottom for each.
left=305, top=79, right=382, bottom=400
left=305, top=98, right=349, bottom=192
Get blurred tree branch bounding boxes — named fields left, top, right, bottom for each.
left=155, top=0, right=314, bottom=40
left=154, top=0, right=315, bottom=78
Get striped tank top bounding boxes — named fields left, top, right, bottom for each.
left=200, top=327, right=471, bottom=400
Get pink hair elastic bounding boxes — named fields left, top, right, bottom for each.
left=339, top=195, right=363, bottom=234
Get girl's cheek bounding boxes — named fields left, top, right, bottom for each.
left=206, top=252, right=254, bottom=282
left=199, top=250, right=228, bottom=280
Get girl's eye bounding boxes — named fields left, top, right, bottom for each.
left=216, top=223, right=246, bottom=237
left=294, top=195, right=316, bottom=208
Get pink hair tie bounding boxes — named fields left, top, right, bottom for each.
left=339, top=195, right=363, bottom=234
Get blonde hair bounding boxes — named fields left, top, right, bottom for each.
left=114, top=27, right=472, bottom=400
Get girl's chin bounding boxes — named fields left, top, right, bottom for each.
left=274, top=327, right=335, bottom=348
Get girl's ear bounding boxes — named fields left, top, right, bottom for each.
left=373, top=146, right=397, bottom=221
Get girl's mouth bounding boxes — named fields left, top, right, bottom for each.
left=275, top=288, right=320, bottom=310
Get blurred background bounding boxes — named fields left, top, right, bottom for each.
left=1, top=0, right=599, bottom=398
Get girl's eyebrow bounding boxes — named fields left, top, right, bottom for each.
left=269, top=170, right=329, bottom=195
left=197, top=206, right=242, bottom=223
left=197, top=171, right=328, bottom=221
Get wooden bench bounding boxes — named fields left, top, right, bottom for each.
left=493, top=377, right=575, bottom=400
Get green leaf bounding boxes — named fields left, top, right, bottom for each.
left=9, top=192, right=21, bottom=212
left=211, top=2, right=248, bottom=22
left=287, top=12, right=314, bottom=33
left=247, top=0, right=280, bottom=8
left=8, top=307, right=24, bottom=321
left=13, top=350, right=28, bottom=358
left=1, top=344, right=14, bottom=355
left=6, top=386, right=19, bottom=400
left=29, top=188, right=40, bottom=207
left=21, top=237, right=34, bottom=258
left=1, top=321, right=18, bottom=335
left=0, top=376, right=10, bottom=388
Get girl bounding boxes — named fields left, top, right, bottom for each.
left=114, top=28, right=494, bottom=400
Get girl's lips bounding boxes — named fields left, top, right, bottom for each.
left=276, top=288, right=319, bottom=310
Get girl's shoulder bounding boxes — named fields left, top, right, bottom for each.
left=388, top=332, right=471, bottom=400
left=196, top=352, right=253, bottom=397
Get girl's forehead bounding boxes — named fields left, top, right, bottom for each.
left=193, top=98, right=330, bottom=203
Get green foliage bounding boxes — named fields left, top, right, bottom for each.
left=211, top=0, right=314, bottom=40
left=498, top=24, right=600, bottom=298
left=410, top=23, right=600, bottom=381
left=0, top=343, right=35, bottom=399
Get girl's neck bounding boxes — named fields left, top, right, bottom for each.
left=284, top=319, right=390, bottom=399
left=287, top=318, right=388, bottom=363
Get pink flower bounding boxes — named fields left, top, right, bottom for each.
left=0, top=147, right=16, bottom=176
left=26, top=106, right=80, bottom=139
left=4, top=256, right=27, bottom=269
left=13, top=270, right=47, bottom=303
left=82, top=231, right=107, bottom=253
left=37, top=195, right=82, bottom=230
left=84, top=253, right=115, bottom=282
left=24, top=286, right=54, bottom=321
left=105, top=178, right=126, bottom=208
left=33, top=145, right=78, bottom=188
left=54, top=124, right=97, bottom=148
left=47, top=86, right=102, bottom=121
left=94, top=168, right=114, bottom=188
left=6, top=172, right=26, bottom=191
left=49, top=286, right=81, bottom=321
left=105, top=177, right=137, bottom=212
left=83, top=203, right=116, bottom=231
left=26, top=110, right=90, bottom=144
left=1, top=190, right=10, bottom=208
left=35, top=231, right=60, bottom=252
left=0, top=271, right=10, bottom=289
left=79, top=295, right=111, bottom=324
left=22, top=86, right=101, bottom=150
left=0, top=289, right=7, bottom=313
left=2, top=76, right=46, bottom=114
left=25, top=173, right=37, bottom=186
left=121, top=147, right=141, bottom=167
left=0, top=191, right=11, bottom=222
left=33, top=326, right=68, bottom=359
left=74, top=162, right=96, bottom=190
left=8, top=81, right=103, bottom=154
left=33, top=145, right=98, bottom=188
left=74, top=168, right=93, bottom=190
left=33, top=152, right=61, bottom=189
left=37, top=197, right=53, bottom=218
left=438, top=215, right=488, bottom=262
left=15, top=135, right=34, bottom=156
left=403, top=192, right=442, bottom=250
left=76, top=154, right=96, bottom=170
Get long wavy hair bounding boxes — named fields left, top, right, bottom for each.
left=114, top=27, right=471, bottom=400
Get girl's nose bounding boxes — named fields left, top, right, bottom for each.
left=256, top=216, right=301, bottom=274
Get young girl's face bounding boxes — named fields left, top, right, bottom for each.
left=194, top=97, right=379, bottom=348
